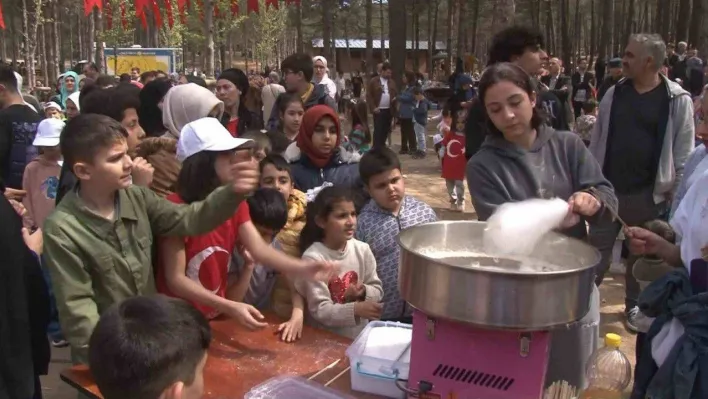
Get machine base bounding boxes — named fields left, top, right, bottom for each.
left=407, top=311, right=551, bottom=399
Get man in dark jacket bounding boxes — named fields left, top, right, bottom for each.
left=464, top=26, right=568, bottom=160
left=598, top=57, right=623, bottom=100
left=572, top=57, right=595, bottom=118
left=0, top=191, right=50, bottom=399
left=266, top=53, right=337, bottom=131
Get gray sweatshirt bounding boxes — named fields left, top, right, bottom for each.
left=466, top=126, right=617, bottom=239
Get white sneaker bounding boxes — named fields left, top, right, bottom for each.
left=457, top=203, right=465, bottom=212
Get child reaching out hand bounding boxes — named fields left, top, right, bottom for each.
left=295, top=186, right=383, bottom=339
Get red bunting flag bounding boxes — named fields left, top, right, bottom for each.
left=120, top=2, right=128, bottom=29
left=177, top=0, right=188, bottom=24
left=84, top=0, right=102, bottom=16
left=230, top=0, right=238, bottom=15
left=0, top=2, right=4, bottom=30
left=163, top=0, right=174, bottom=28
left=151, top=0, right=162, bottom=27
left=247, top=0, right=259, bottom=13
left=105, top=0, right=113, bottom=29
left=265, top=0, right=278, bottom=10
left=285, top=0, right=300, bottom=5
left=135, top=0, right=148, bottom=27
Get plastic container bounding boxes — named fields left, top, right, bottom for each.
left=244, top=375, right=355, bottom=399
left=578, top=333, right=632, bottom=399
left=345, top=320, right=412, bottom=399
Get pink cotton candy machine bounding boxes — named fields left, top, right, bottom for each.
left=396, top=221, right=599, bottom=399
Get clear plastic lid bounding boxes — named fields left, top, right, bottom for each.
left=244, top=376, right=356, bottom=399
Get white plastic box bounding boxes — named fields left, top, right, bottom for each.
left=345, top=320, right=413, bottom=399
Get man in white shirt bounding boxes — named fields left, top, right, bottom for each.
left=366, top=62, right=398, bottom=148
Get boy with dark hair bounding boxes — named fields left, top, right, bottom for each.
left=357, top=147, right=437, bottom=322
left=88, top=295, right=210, bottom=399
left=411, top=87, right=430, bottom=159
left=56, top=86, right=149, bottom=205
left=44, top=113, right=264, bottom=364
left=465, top=26, right=568, bottom=160
left=0, top=64, right=42, bottom=199
left=267, top=53, right=337, bottom=130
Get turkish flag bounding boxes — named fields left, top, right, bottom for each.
left=177, top=0, right=188, bottom=24
left=265, top=0, right=279, bottom=10
left=105, top=0, right=112, bottom=29
left=151, top=0, right=162, bottom=27
left=0, top=2, right=5, bottom=29
left=230, top=0, right=239, bottom=15
left=247, top=0, right=259, bottom=13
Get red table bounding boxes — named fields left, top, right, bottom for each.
left=61, top=313, right=385, bottom=398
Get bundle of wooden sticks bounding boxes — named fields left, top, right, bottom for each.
left=544, top=380, right=578, bottom=399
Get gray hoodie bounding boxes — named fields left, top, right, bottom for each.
left=589, top=75, right=695, bottom=204
left=466, top=125, right=617, bottom=239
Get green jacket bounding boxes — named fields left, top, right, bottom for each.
left=44, top=184, right=244, bottom=364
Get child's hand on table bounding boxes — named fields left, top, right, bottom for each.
left=344, top=283, right=365, bottom=303
left=223, top=301, right=268, bottom=330
left=277, top=313, right=304, bottom=343
left=354, top=301, right=382, bottom=320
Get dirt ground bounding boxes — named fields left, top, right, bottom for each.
left=40, top=123, right=636, bottom=398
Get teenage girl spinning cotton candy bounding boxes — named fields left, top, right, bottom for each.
left=295, top=186, right=383, bottom=339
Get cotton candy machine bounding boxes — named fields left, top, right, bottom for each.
left=396, top=221, right=599, bottom=399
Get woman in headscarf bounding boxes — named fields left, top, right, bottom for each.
left=312, top=56, right=337, bottom=100
left=65, top=92, right=80, bottom=120
left=216, top=68, right=253, bottom=136
left=57, top=71, right=79, bottom=109
left=284, top=105, right=363, bottom=200
left=138, top=78, right=173, bottom=137
left=135, top=82, right=224, bottom=197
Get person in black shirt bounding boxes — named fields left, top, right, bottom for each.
left=597, top=58, right=624, bottom=100
left=588, top=33, right=694, bottom=335
left=351, top=71, right=364, bottom=99
left=571, top=57, right=594, bottom=118
left=0, top=65, right=41, bottom=200
left=464, top=26, right=567, bottom=160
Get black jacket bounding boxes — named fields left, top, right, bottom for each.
left=0, top=194, right=50, bottom=399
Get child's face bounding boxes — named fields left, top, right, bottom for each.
left=255, top=224, right=277, bottom=243
left=66, top=100, right=80, bottom=119
left=312, top=116, right=338, bottom=155
left=45, top=108, right=61, bottom=120
left=214, top=151, right=239, bottom=185
left=316, top=200, right=356, bottom=245
left=259, top=163, right=293, bottom=200
left=253, top=148, right=267, bottom=162
left=282, top=102, right=304, bottom=134
left=120, top=108, right=145, bottom=153
left=74, top=140, right=133, bottom=191
left=42, top=146, right=62, bottom=159
left=365, top=168, right=405, bottom=213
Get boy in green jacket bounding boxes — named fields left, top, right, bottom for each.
left=44, top=114, right=331, bottom=364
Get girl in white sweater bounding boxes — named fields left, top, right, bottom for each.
left=295, top=186, right=384, bottom=338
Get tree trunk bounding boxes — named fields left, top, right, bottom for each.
left=492, top=0, right=515, bottom=33
left=676, top=0, right=690, bottom=42
left=470, top=0, right=480, bottom=55
left=445, top=0, right=453, bottom=72
left=455, top=0, right=465, bottom=60
left=365, top=0, right=373, bottom=74
left=413, top=0, right=420, bottom=72
left=38, top=17, right=47, bottom=85
left=203, top=0, right=215, bottom=77
left=623, top=0, right=635, bottom=48
left=689, top=0, right=705, bottom=48
left=50, top=0, right=60, bottom=78
left=388, top=0, right=405, bottom=87
left=559, top=0, right=570, bottom=72
left=427, top=0, right=434, bottom=74
left=22, top=0, right=40, bottom=88
left=295, top=1, right=303, bottom=52
left=86, top=8, right=95, bottom=62
left=94, top=9, right=104, bottom=72
left=322, top=0, right=334, bottom=62
left=598, top=0, right=612, bottom=61
left=379, top=0, right=386, bottom=60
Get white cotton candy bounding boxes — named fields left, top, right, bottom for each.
left=484, top=198, right=570, bottom=256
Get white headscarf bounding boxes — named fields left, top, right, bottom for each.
left=13, top=72, right=38, bottom=113
left=312, top=56, right=337, bottom=100
left=67, top=91, right=81, bottom=111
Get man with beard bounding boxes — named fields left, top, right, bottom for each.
left=598, top=58, right=623, bottom=100
left=0, top=65, right=41, bottom=201
left=464, top=26, right=568, bottom=160
left=266, top=53, right=337, bottom=131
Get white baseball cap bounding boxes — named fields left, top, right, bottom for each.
left=176, top=117, right=253, bottom=162
left=44, top=101, right=62, bottom=112
left=33, top=118, right=65, bottom=147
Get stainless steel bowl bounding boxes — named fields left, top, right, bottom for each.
left=397, top=221, right=599, bottom=330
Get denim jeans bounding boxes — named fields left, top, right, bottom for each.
left=414, top=122, right=426, bottom=151
left=41, top=256, right=64, bottom=341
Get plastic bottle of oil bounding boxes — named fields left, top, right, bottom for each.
left=578, top=333, right=631, bottom=399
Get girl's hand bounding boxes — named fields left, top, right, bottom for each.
left=277, top=313, right=304, bottom=343
left=625, top=227, right=666, bottom=256
left=22, top=227, right=43, bottom=255
left=8, top=199, right=27, bottom=218
left=354, top=301, right=383, bottom=320
left=238, top=245, right=255, bottom=268
left=222, top=301, right=268, bottom=330
left=568, top=191, right=601, bottom=217
left=131, top=157, right=155, bottom=187
left=344, top=283, right=365, bottom=303
left=4, top=188, right=26, bottom=201
left=230, top=160, right=260, bottom=194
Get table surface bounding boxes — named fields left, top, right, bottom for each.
left=61, top=313, right=386, bottom=398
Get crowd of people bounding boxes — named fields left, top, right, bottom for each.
left=0, top=22, right=706, bottom=399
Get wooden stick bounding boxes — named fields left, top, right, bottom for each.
left=324, top=366, right=351, bottom=387
left=307, top=359, right=341, bottom=381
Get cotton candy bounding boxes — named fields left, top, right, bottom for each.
left=484, top=198, right=570, bottom=256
